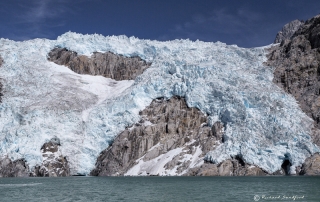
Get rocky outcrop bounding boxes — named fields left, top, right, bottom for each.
left=30, top=137, right=70, bottom=177
left=0, top=138, right=70, bottom=178
left=274, top=19, right=303, bottom=43
left=300, top=153, right=320, bottom=175
left=91, top=96, right=272, bottom=176
left=267, top=15, right=320, bottom=146
left=91, top=97, right=221, bottom=176
left=0, top=157, right=29, bottom=177
left=48, top=48, right=151, bottom=80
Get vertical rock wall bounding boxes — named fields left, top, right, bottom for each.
left=0, top=158, right=29, bottom=177
left=91, top=97, right=268, bottom=176
left=267, top=15, right=320, bottom=175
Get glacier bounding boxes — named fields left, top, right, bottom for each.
left=0, top=32, right=319, bottom=175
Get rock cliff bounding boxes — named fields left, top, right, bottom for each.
left=300, top=153, right=320, bottom=175
left=48, top=48, right=151, bottom=80
left=0, top=138, right=70, bottom=177
left=267, top=15, right=320, bottom=175
left=267, top=15, right=320, bottom=146
left=30, top=138, right=70, bottom=177
left=0, top=157, right=29, bottom=177
left=274, top=19, right=303, bottom=43
left=91, top=97, right=216, bottom=176
left=91, top=97, right=271, bottom=176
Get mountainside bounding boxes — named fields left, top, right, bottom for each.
left=0, top=15, right=320, bottom=177
left=274, top=20, right=303, bottom=44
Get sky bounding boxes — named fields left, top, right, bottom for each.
left=0, top=0, right=319, bottom=48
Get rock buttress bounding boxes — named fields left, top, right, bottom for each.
left=30, top=138, right=70, bottom=177
left=48, top=48, right=151, bottom=80
left=266, top=15, right=320, bottom=146
left=91, top=97, right=268, bottom=176
left=0, top=157, right=29, bottom=177
left=267, top=15, right=320, bottom=175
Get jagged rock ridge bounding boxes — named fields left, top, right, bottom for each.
left=267, top=15, right=320, bottom=146
left=300, top=153, right=320, bottom=175
left=30, top=138, right=70, bottom=177
left=0, top=138, right=70, bottom=177
left=0, top=157, right=29, bottom=177
left=48, top=47, right=151, bottom=81
left=267, top=15, right=320, bottom=175
left=274, top=19, right=303, bottom=44
left=91, top=97, right=269, bottom=176
left=91, top=97, right=216, bottom=176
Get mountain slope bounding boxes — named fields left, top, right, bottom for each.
left=0, top=30, right=319, bottom=176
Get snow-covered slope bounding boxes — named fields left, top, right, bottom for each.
left=0, top=32, right=318, bottom=175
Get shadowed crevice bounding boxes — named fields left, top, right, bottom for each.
left=281, top=159, right=292, bottom=175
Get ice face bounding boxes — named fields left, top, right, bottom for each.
left=0, top=32, right=318, bottom=175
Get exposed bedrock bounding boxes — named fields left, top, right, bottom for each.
left=47, top=47, right=151, bottom=80
left=267, top=15, right=320, bottom=175
left=300, top=153, right=320, bottom=175
left=91, top=96, right=217, bottom=176
left=91, top=96, right=275, bottom=176
left=0, top=138, right=70, bottom=178
left=0, top=157, right=29, bottom=177
left=274, top=19, right=303, bottom=44
left=267, top=15, right=320, bottom=146
left=30, top=137, right=70, bottom=177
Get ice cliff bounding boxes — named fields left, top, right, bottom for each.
left=0, top=32, right=319, bottom=175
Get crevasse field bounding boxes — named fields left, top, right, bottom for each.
left=0, top=32, right=318, bottom=175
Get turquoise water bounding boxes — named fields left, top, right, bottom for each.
left=0, top=176, right=319, bottom=202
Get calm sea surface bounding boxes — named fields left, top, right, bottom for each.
left=0, top=176, right=319, bottom=202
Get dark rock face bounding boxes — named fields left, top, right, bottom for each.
left=266, top=14, right=320, bottom=146
left=91, top=96, right=270, bottom=176
left=48, top=48, right=151, bottom=81
left=274, top=20, right=303, bottom=43
left=300, top=153, right=320, bottom=175
left=0, top=157, right=29, bottom=177
left=0, top=138, right=70, bottom=178
left=91, top=96, right=217, bottom=176
left=30, top=138, right=70, bottom=177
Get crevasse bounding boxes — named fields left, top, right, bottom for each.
left=0, top=32, right=318, bottom=175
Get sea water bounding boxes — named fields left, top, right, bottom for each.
left=0, top=176, right=319, bottom=202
